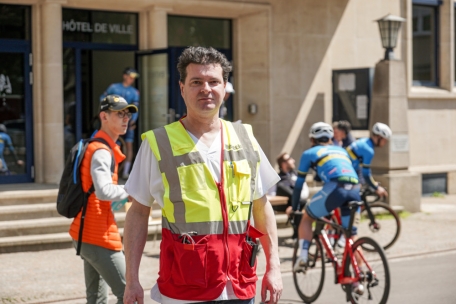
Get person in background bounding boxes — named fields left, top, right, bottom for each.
left=332, top=120, right=355, bottom=148
left=219, top=81, right=234, bottom=119
left=346, top=122, right=391, bottom=198
left=69, top=95, right=137, bottom=304
left=100, top=68, right=140, bottom=179
left=275, top=152, right=309, bottom=239
left=0, top=123, right=24, bottom=174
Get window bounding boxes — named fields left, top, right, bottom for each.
left=168, top=16, right=231, bottom=49
left=0, top=4, right=30, bottom=40
left=412, top=5, right=438, bottom=86
left=332, top=68, right=374, bottom=130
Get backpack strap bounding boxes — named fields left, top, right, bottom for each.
left=76, top=137, right=115, bottom=256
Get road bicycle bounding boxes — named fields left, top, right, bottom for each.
left=292, top=201, right=391, bottom=304
left=326, top=187, right=401, bottom=252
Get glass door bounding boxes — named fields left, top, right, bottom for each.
left=137, top=50, right=176, bottom=133
left=0, top=49, right=33, bottom=183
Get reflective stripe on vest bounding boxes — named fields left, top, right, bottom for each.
left=142, top=120, right=260, bottom=236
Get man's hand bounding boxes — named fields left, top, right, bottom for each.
left=375, top=186, right=388, bottom=198
left=261, top=265, right=283, bottom=304
left=123, top=200, right=151, bottom=304
left=124, top=281, right=144, bottom=304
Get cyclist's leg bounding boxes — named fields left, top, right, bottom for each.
left=295, top=182, right=338, bottom=267
left=338, top=184, right=361, bottom=235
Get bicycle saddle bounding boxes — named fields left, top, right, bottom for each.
left=347, top=201, right=363, bottom=209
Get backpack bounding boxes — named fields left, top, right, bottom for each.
left=57, top=137, right=114, bottom=255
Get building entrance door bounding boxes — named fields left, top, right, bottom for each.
left=63, top=48, right=136, bottom=155
left=0, top=47, right=33, bottom=183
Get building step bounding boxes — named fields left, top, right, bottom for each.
left=0, top=223, right=162, bottom=254
left=0, top=213, right=129, bottom=237
left=0, top=189, right=58, bottom=206
left=0, top=203, right=59, bottom=221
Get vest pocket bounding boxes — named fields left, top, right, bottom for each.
left=239, top=239, right=258, bottom=284
left=171, top=240, right=208, bottom=288
left=177, top=164, right=208, bottom=193
left=230, top=160, right=252, bottom=203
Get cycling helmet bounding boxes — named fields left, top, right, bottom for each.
left=0, top=124, right=6, bottom=133
left=309, top=122, right=334, bottom=139
left=372, top=122, right=392, bottom=139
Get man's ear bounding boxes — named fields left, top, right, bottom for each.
left=99, top=112, right=108, bottom=122
left=179, top=81, right=185, bottom=96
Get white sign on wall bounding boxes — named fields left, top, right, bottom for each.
left=390, top=134, right=409, bottom=152
left=356, top=95, right=368, bottom=119
left=338, top=73, right=356, bottom=91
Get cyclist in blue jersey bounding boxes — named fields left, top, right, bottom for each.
left=0, top=124, right=24, bottom=174
left=291, top=122, right=361, bottom=273
left=346, top=122, right=392, bottom=198
left=100, top=67, right=140, bottom=179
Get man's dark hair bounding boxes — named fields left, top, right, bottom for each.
left=334, top=120, right=351, bottom=135
left=177, top=46, right=232, bottom=83
left=276, top=152, right=289, bottom=168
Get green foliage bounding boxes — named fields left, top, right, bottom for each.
left=431, top=192, right=445, bottom=198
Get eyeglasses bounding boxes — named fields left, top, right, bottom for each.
left=107, top=111, right=132, bottom=119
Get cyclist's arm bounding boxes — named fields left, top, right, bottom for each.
left=361, top=151, right=378, bottom=190
left=291, top=152, right=310, bottom=211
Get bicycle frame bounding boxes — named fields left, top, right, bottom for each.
left=315, top=203, right=377, bottom=286
left=316, top=217, right=360, bottom=285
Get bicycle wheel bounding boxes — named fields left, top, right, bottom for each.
left=359, top=202, right=401, bottom=251
left=292, top=237, right=325, bottom=303
left=344, top=237, right=390, bottom=304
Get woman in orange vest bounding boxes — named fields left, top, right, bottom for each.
left=69, top=95, right=137, bottom=304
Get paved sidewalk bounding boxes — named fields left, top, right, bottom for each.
left=1, top=195, right=456, bottom=303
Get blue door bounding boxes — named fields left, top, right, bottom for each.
left=0, top=41, right=34, bottom=183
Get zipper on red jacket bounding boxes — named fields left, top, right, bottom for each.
left=217, top=182, right=230, bottom=277
left=217, top=121, right=231, bottom=278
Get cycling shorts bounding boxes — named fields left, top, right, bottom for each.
left=305, top=181, right=361, bottom=231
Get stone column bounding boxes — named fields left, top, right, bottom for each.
left=370, top=60, right=421, bottom=212
left=40, top=0, right=65, bottom=184
left=147, top=7, right=171, bottom=49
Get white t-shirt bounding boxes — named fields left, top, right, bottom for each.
left=124, top=129, right=280, bottom=304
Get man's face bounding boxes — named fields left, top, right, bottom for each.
left=179, top=63, right=225, bottom=117
left=377, top=136, right=388, bottom=148
left=123, top=74, right=136, bottom=87
left=333, top=128, right=346, bottom=142
left=281, top=154, right=296, bottom=172
left=101, top=109, right=131, bottom=136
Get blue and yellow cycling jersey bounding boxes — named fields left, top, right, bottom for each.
left=297, top=145, right=358, bottom=183
left=291, top=145, right=358, bottom=211
left=346, top=137, right=378, bottom=190
left=100, top=83, right=139, bottom=122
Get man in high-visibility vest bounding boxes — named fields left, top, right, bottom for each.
left=123, top=46, right=283, bottom=304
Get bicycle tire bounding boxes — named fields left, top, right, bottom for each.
left=292, top=237, right=325, bottom=303
left=360, top=202, right=401, bottom=251
left=344, top=237, right=390, bottom=304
